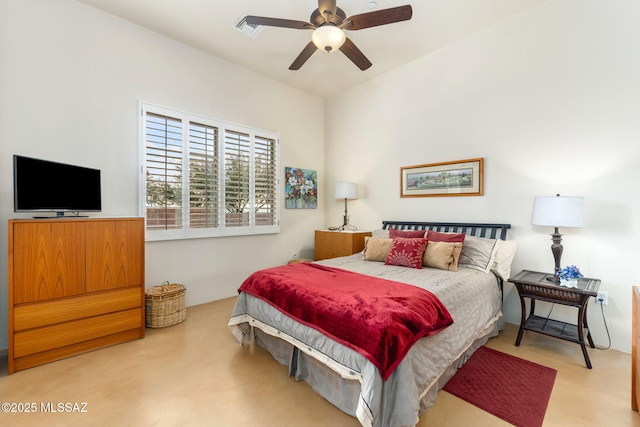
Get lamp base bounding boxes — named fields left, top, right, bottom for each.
left=337, top=214, right=357, bottom=231
left=549, top=228, right=563, bottom=285
left=546, top=275, right=560, bottom=284
left=337, top=225, right=357, bottom=231
left=337, top=199, right=358, bottom=231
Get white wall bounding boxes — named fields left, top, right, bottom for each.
left=2, top=0, right=638, bottom=356
left=0, top=0, right=325, bottom=350
left=324, top=0, right=640, bottom=353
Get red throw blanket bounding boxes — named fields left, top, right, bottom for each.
left=238, top=262, right=453, bottom=380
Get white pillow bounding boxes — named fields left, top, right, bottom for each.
left=491, top=240, right=518, bottom=280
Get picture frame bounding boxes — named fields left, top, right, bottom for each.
left=400, top=158, right=484, bottom=197
left=284, top=167, right=317, bottom=209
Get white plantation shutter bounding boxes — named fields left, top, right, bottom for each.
left=224, top=130, right=251, bottom=227
left=189, top=121, right=219, bottom=229
left=141, top=103, right=279, bottom=241
left=144, top=112, right=183, bottom=231
left=254, top=135, right=277, bottom=227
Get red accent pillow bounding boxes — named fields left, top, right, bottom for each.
left=389, top=228, right=426, bottom=238
left=385, top=237, right=428, bottom=269
left=426, top=230, right=466, bottom=243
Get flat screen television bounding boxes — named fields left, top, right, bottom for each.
left=13, top=155, right=102, bottom=217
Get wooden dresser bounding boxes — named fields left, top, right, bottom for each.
left=314, top=230, right=371, bottom=260
left=8, top=217, right=145, bottom=374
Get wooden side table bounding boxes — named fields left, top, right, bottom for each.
left=508, top=269, right=601, bottom=369
left=287, top=258, right=313, bottom=265
left=314, top=230, right=371, bottom=260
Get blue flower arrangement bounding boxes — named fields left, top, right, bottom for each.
left=559, top=265, right=583, bottom=281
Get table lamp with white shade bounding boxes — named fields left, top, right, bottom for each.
left=335, top=182, right=357, bottom=231
left=532, top=194, right=586, bottom=282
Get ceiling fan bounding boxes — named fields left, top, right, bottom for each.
left=245, top=1, right=412, bottom=71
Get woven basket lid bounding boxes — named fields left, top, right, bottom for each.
left=145, top=283, right=185, bottom=299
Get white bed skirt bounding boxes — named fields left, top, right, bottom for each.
left=229, top=310, right=501, bottom=427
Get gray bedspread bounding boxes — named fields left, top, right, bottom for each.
left=228, top=253, right=502, bottom=427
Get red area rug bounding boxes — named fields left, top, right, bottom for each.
left=443, top=346, right=556, bottom=427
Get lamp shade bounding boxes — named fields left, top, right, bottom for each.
left=532, top=195, right=586, bottom=228
left=312, top=25, right=346, bottom=53
left=335, top=182, right=357, bottom=199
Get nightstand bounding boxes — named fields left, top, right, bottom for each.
left=508, top=269, right=601, bottom=369
left=314, top=230, right=371, bottom=261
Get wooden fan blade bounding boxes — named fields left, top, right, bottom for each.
left=318, top=0, right=337, bottom=23
left=339, top=38, right=372, bottom=70
left=289, top=42, right=318, bottom=70
left=341, top=5, right=413, bottom=31
left=245, top=15, right=314, bottom=30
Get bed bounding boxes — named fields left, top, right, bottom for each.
left=228, top=221, right=514, bottom=427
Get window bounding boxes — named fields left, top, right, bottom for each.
left=141, top=103, right=279, bottom=240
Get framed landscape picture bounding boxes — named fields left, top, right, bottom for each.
left=400, top=158, right=483, bottom=197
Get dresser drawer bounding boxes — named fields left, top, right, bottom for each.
left=14, top=287, right=142, bottom=331
left=13, top=308, right=142, bottom=358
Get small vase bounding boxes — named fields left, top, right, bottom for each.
left=295, top=198, right=304, bottom=208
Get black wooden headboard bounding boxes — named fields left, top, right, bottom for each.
left=381, top=221, right=511, bottom=240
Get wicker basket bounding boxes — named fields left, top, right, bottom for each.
left=145, top=282, right=186, bottom=328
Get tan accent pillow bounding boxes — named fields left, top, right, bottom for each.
left=423, top=241, right=463, bottom=271
left=363, top=237, right=393, bottom=262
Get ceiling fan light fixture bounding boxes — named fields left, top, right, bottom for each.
left=311, top=25, right=346, bottom=53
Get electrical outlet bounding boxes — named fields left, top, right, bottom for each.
left=596, top=290, right=608, bottom=305
left=292, top=253, right=298, bottom=260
